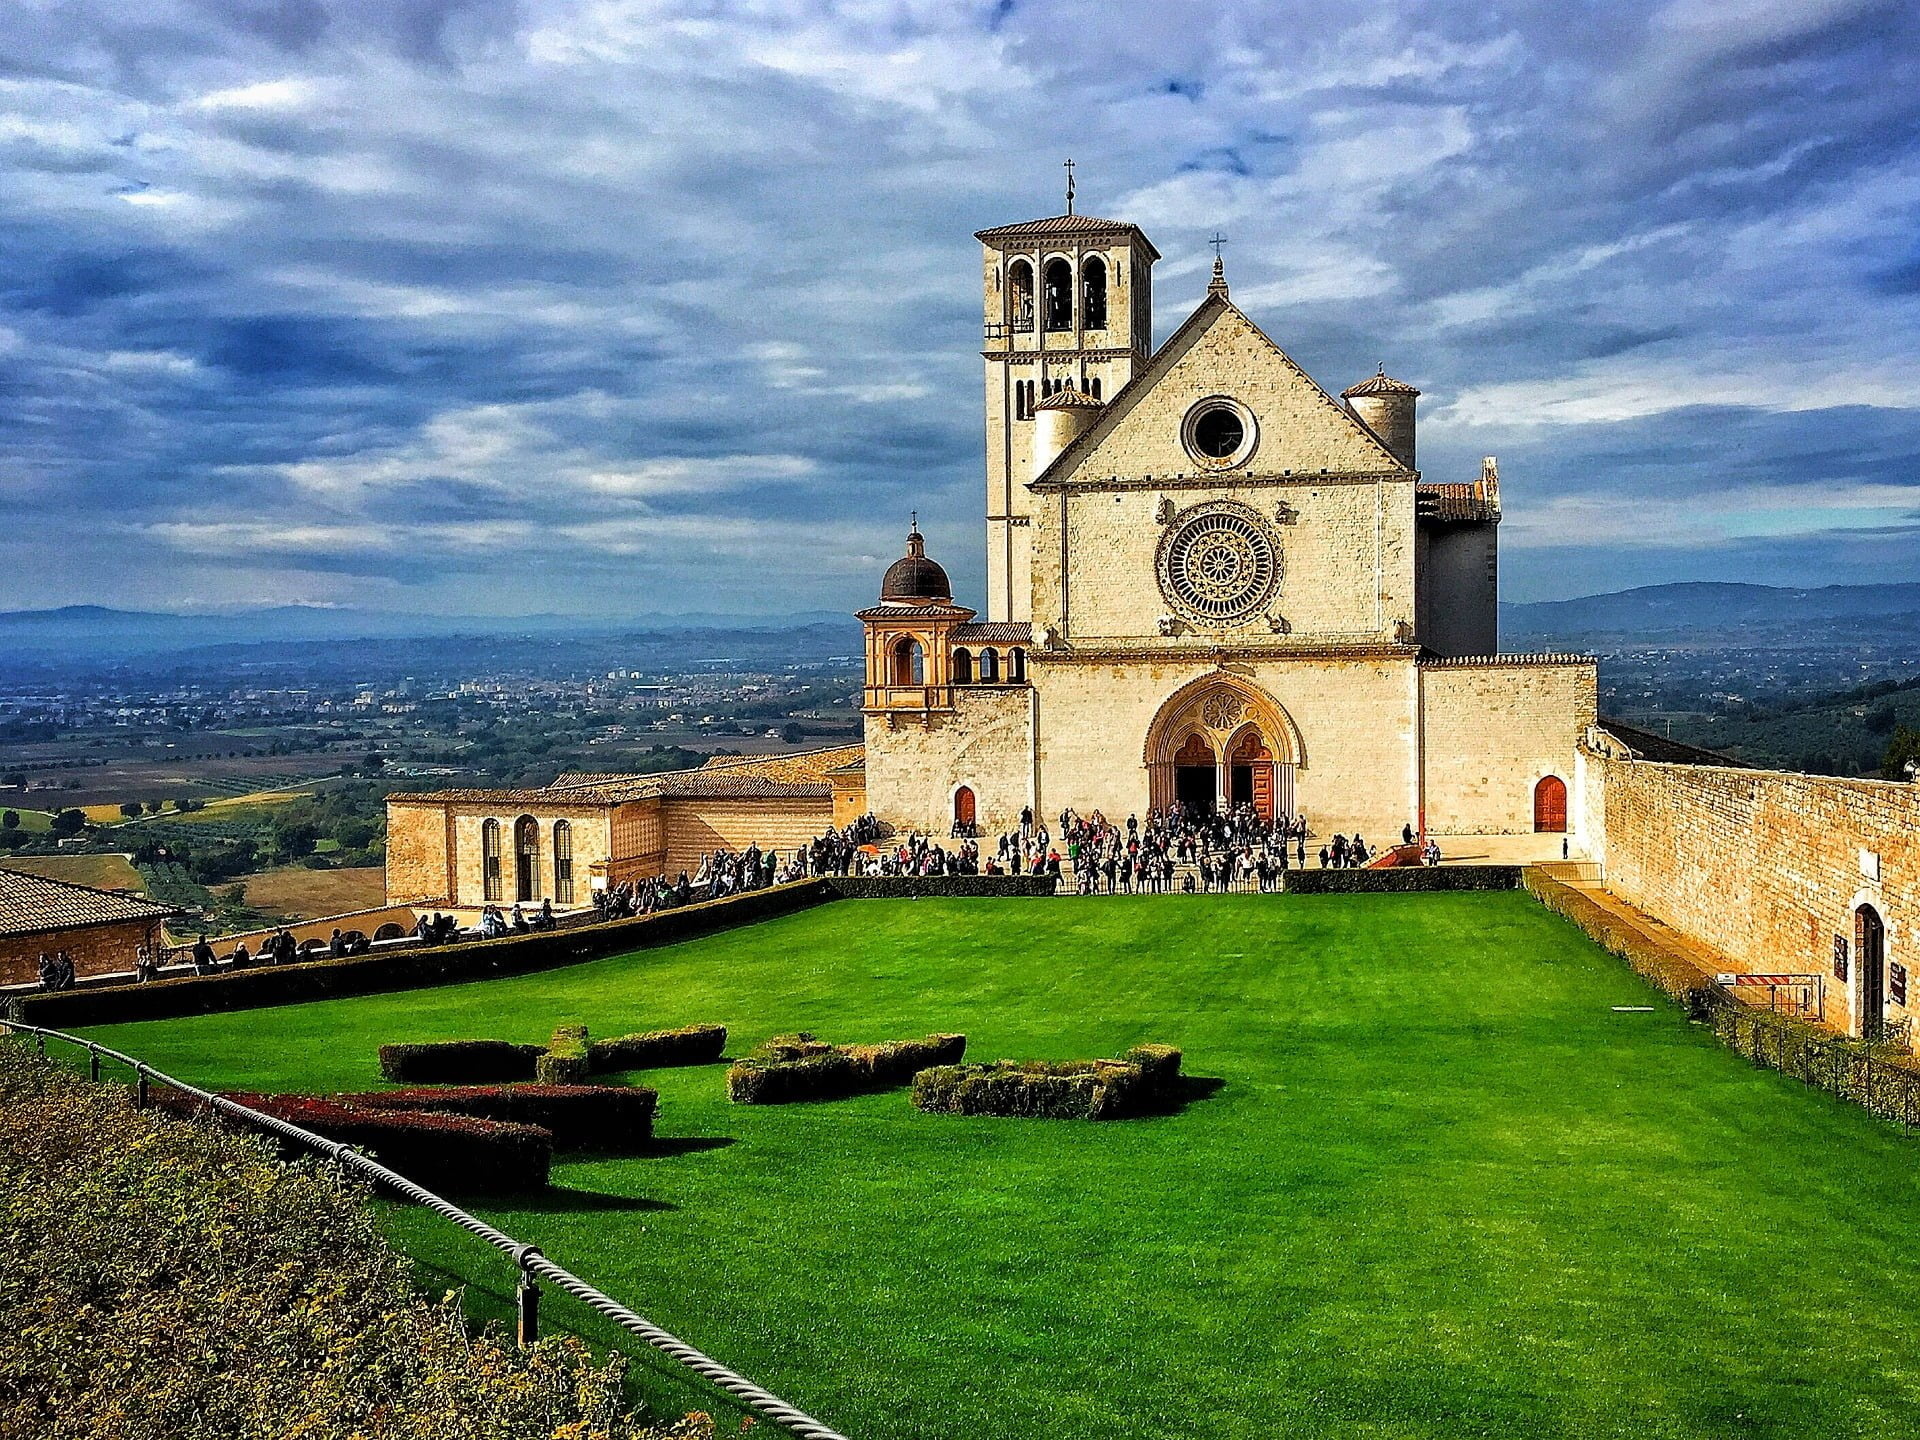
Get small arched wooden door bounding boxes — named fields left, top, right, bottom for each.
left=1533, top=775, right=1568, bottom=833
left=954, top=786, right=976, bottom=828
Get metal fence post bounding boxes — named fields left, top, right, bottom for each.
left=89, top=1048, right=101, bottom=1082
left=516, top=1245, right=542, bottom=1346
left=135, top=1066, right=149, bottom=1109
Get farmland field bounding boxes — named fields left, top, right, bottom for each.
left=0, top=852, right=145, bottom=891
left=228, top=864, right=386, bottom=919
left=81, top=895, right=1920, bottom=1440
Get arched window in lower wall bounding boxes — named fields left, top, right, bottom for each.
left=514, top=814, right=540, bottom=903
left=953, top=647, right=974, bottom=684
left=553, top=819, right=574, bottom=905
left=481, top=818, right=502, bottom=902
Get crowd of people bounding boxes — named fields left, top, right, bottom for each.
left=66, top=803, right=1458, bottom=995
left=1055, top=804, right=1310, bottom=894
left=476, top=900, right=558, bottom=937
left=34, top=950, right=77, bottom=991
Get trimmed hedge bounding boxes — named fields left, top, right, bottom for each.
left=198, top=1091, right=552, bottom=1193
left=1284, top=865, right=1520, bottom=894
left=588, top=1023, right=728, bottom=1072
left=341, top=1084, right=657, bottom=1151
left=1524, top=868, right=1720, bottom=1016
left=1526, top=866, right=1920, bottom=1125
left=12, top=879, right=838, bottom=1028
left=536, top=1025, right=591, bottom=1086
left=912, top=1044, right=1184, bottom=1121
left=727, top=1031, right=967, bottom=1104
left=822, top=875, right=1059, bottom=899
left=377, top=1039, right=543, bottom=1084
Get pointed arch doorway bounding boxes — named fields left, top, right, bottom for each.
left=1857, top=903, right=1887, bottom=1040
left=1144, top=675, right=1302, bottom=819
left=1171, top=734, right=1215, bottom=815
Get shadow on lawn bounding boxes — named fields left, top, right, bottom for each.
left=515, top=1185, right=677, bottom=1213
left=642, top=1135, right=736, bottom=1157
left=1137, top=1074, right=1226, bottom=1117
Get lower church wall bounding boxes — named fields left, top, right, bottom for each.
left=1590, top=749, right=1918, bottom=1037
left=1032, top=657, right=1419, bottom=838
left=660, top=796, right=835, bottom=873
left=865, top=689, right=1032, bottom=836
left=1419, top=659, right=1595, bottom=834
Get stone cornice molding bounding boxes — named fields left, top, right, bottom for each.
left=1037, top=640, right=1419, bottom=664
left=1031, top=469, right=1417, bottom=493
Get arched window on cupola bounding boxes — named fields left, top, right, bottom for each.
left=1007, top=259, right=1034, bottom=333
left=979, top=648, right=1000, bottom=683
left=1043, top=258, right=1073, bottom=331
left=1082, top=256, right=1108, bottom=330
left=952, top=647, right=974, bottom=684
left=889, top=636, right=925, bottom=686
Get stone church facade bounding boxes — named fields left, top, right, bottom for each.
left=858, top=207, right=1597, bottom=842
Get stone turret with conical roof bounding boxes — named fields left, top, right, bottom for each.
left=1341, top=365, right=1420, bottom=470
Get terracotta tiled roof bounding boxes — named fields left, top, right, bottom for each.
left=1342, top=369, right=1421, bottom=398
left=1034, top=385, right=1102, bottom=410
left=950, top=621, right=1033, bottom=644
left=0, top=865, right=181, bottom=940
left=853, top=602, right=974, bottom=621
left=1417, top=483, right=1498, bottom=522
left=697, top=745, right=866, bottom=785
left=974, top=214, right=1161, bottom=259
left=402, top=745, right=865, bottom=809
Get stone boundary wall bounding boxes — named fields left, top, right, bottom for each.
left=1589, top=747, right=1918, bottom=1037
left=11, top=881, right=839, bottom=1029
left=1283, top=865, right=1519, bottom=893
left=1525, top=868, right=1920, bottom=1125
left=823, top=874, right=1059, bottom=899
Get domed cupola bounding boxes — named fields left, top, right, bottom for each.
left=880, top=520, right=952, bottom=605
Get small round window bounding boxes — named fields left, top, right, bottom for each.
left=1192, top=408, right=1243, bottom=458
left=1181, top=397, right=1256, bottom=469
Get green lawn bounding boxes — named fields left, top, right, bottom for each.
left=79, top=895, right=1920, bottom=1440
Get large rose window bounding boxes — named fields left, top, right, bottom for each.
left=1156, top=502, right=1281, bottom=625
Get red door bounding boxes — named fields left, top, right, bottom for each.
left=1533, top=775, right=1567, bottom=833
left=954, top=786, right=976, bottom=828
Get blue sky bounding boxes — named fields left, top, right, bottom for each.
left=4, top=0, right=1919, bottom=616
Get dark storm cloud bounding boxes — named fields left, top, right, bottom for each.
left=2, top=0, right=1919, bottom=613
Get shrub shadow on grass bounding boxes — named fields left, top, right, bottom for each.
left=643, top=1135, right=736, bottom=1157
left=1133, top=1074, right=1226, bottom=1117
left=516, top=1186, right=677, bottom=1213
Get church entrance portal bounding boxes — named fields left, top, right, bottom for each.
left=1229, top=730, right=1276, bottom=818
left=1145, top=678, right=1301, bottom=819
left=1857, top=904, right=1887, bottom=1040
left=1172, top=734, right=1216, bottom=815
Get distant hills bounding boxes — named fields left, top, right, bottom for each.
left=5, top=582, right=1920, bottom=664
left=0, top=604, right=854, bottom=661
left=1502, top=582, right=1920, bottom=650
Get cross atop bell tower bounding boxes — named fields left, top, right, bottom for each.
left=973, top=192, right=1159, bottom=622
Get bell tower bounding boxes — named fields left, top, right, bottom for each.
left=975, top=183, right=1158, bottom=623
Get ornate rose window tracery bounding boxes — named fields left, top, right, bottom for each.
left=1155, top=502, right=1282, bottom=626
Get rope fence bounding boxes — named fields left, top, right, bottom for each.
left=0, top=1019, right=850, bottom=1440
